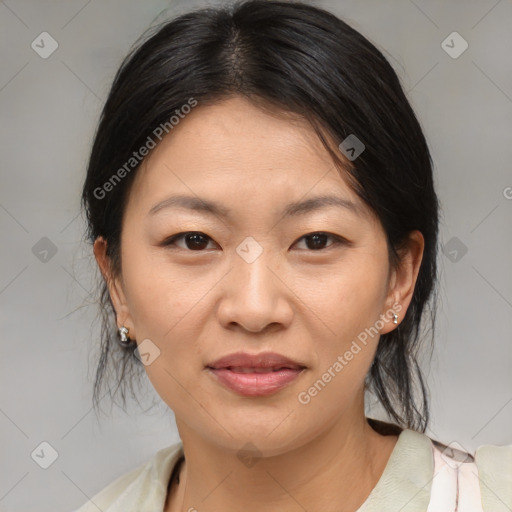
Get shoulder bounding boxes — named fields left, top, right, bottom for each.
left=474, top=442, right=512, bottom=510
left=367, top=419, right=511, bottom=511
left=72, top=441, right=183, bottom=512
left=72, top=463, right=146, bottom=512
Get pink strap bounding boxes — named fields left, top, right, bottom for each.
left=427, top=443, right=484, bottom=511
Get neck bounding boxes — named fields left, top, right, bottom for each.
left=167, top=414, right=399, bottom=512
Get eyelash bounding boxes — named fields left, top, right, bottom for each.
left=161, top=231, right=348, bottom=252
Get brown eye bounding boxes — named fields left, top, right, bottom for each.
left=293, top=232, right=345, bottom=251
left=163, top=232, right=216, bottom=251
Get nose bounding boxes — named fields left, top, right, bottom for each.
left=216, top=247, right=294, bottom=334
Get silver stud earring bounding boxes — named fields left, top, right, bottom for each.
left=118, top=326, right=131, bottom=346
left=393, top=313, right=398, bottom=325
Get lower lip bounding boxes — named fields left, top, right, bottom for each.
left=206, top=367, right=305, bottom=396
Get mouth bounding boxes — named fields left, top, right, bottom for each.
left=205, top=365, right=306, bottom=396
left=205, top=351, right=307, bottom=396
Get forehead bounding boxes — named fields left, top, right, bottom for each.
left=128, top=96, right=371, bottom=221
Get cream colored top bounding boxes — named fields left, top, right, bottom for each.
left=73, top=425, right=512, bottom=512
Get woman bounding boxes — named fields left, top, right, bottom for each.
left=76, top=1, right=511, bottom=511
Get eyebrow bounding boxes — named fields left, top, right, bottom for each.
left=147, top=194, right=362, bottom=219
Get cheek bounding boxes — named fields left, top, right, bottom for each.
left=120, top=240, right=207, bottom=337
left=313, top=252, right=388, bottom=333
left=303, top=251, right=389, bottom=381
left=295, top=270, right=386, bottom=419
left=119, top=243, right=214, bottom=394
left=120, top=247, right=205, bottom=407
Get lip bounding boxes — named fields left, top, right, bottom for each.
left=207, top=351, right=306, bottom=370
left=206, top=351, right=307, bottom=397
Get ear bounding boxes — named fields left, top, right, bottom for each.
left=93, top=236, right=134, bottom=335
left=379, top=230, right=424, bottom=335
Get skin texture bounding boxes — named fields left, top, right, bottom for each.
left=94, top=95, right=424, bottom=512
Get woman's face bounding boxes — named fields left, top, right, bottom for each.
left=96, top=95, right=422, bottom=455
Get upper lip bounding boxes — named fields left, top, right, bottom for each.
left=206, top=351, right=307, bottom=370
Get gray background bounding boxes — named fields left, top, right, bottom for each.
left=1, top=0, right=511, bottom=511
